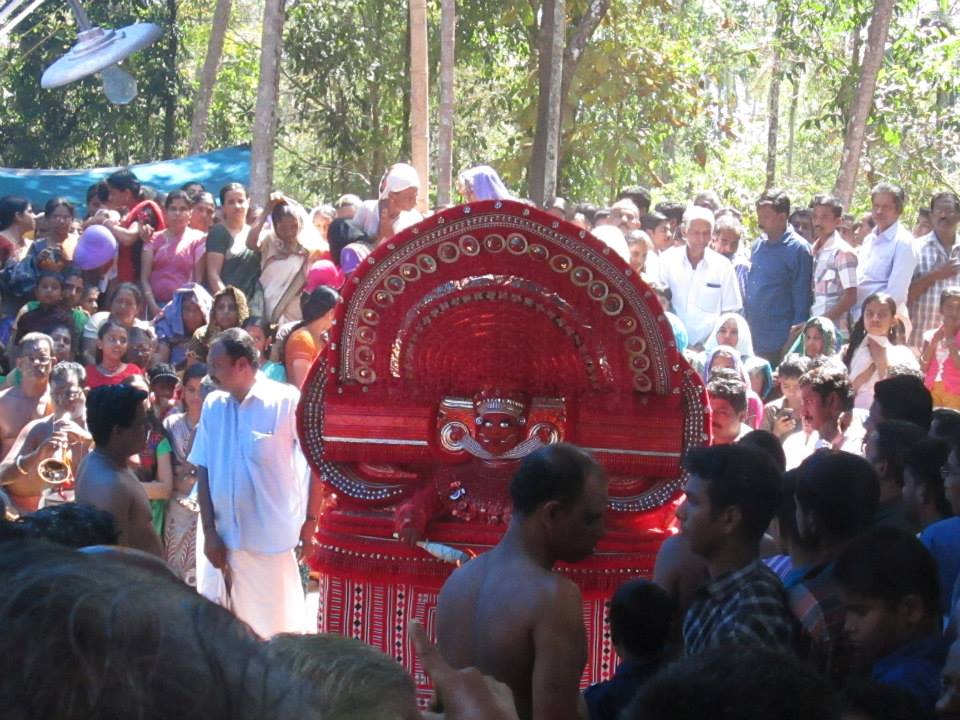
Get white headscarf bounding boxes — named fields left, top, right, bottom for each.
left=379, top=163, right=421, bottom=200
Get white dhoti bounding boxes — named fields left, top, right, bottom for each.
left=195, top=523, right=305, bottom=638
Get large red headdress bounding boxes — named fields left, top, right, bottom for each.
left=297, top=200, right=708, bottom=524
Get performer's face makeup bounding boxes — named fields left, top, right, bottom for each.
left=476, top=411, right=522, bottom=453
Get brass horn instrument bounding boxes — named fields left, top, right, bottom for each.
left=38, top=449, right=71, bottom=486
left=38, top=412, right=74, bottom=487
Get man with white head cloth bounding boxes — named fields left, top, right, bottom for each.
left=354, top=163, right=424, bottom=244
left=657, top=205, right=742, bottom=349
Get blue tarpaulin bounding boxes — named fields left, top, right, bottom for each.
left=0, top=144, right=251, bottom=215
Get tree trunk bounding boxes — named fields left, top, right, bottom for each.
left=833, top=0, right=895, bottom=208
left=528, top=0, right=566, bottom=206
left=786, top=78, right=798, bottom=178
left=162, top=0, right=178, bottom=158
left=409, top=0, right=429, bottom=212
left=188, top=0, right=233, bottom=155
left=249, top=0, right=285, bottom=207
left=558, top=0, right=610, bottom=127
left=436, top=0, right=456, bottom=206
left=765, top=4, right=787, bottom=189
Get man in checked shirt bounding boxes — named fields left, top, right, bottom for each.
left=677, top=444, right=798, bottom=656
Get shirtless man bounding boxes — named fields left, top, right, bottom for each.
left=0, top=362, right=91, bottom=513
left=436, top=443, right=608, bottom=720
left=75, top=383, right=163, bottom=557
left=0, top=333, right=54, bottom=458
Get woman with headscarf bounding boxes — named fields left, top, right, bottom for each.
left=193, top=286, right=250, bottom=350
left=328, top=218, right=372, bottom=275
left=786, top=316, right=839, bottom=360
left=457, top=165, right=512, bottom=202
left=703, top=312, right=755, bottom=359
left=248, top=193, right=327, bottom=325
left=703, top=344, right=764, bottom=428
left=153, top=282, right=213, bottom=368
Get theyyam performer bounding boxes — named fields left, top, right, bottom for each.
left=297, top=199, right=708, bottom=695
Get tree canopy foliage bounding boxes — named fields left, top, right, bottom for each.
left=0, top=0, right=957, bottom=217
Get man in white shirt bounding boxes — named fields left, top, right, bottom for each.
left=190, top=327, right=319, bottom=637
left=855, top=182, right=917, bottom=318
left=658, top=205, right=742, bottom=349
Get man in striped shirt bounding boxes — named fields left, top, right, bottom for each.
left=677, top=445, right=798, bottom=656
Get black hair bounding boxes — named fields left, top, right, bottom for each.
left=776, top=469, right=801, bottom=545
left=832, top=526, right=940, bottom=616
left=105, top=168, right=142, bottom=199
left=872, top=420, right=927, bottom=482
left=270, top=201, right=299, bottom=228
left=904, top=437, right=952, bottom=518
left=873, top=374, right=932, bottom=430
left=794, top=451, right=880, bottom=541
left=183, top=362, right=209, bottom=384
left=618, top=185, right=651, bottom=213
left=0, top=196, right=31, bottom=231
left=219, top=183, right=247, bottom=205
left=706, top=374, right=747, bottom=415
left=98, top=318, right=128, bottom=341
left=299, top=286, right=340, bottom=326
left=930, top=191, right=960, bottom=213
left=62, top=266, right=83, bottom=282
left=86, top=181, right=108, bottom=204
left=811, top=195, right=843, bottom=218
left=16, top=504, right=118, bottom=548
left=327, top=219, right=370, bottom=268
left=789, top=208, right=811, bottom=223
left=0, top=539, right=319, bottom=720
left=109, top=282, right=145, bottom=313
left=682, top=445, right=783, bottom=543
left=777, top=352, right=812, bottom=380
left=181, top=180, right=206, bottom=193
left=640, top=212, right=668, bottom=233
left=756, top=188, right=790, bottom=216
left=799, top=365, right=854, bottom=413
left=44, top=197, right=75, bottom=219
left=623, top=646, right=838, bottom=720
left=871, top=182, right=905, bottom=212
left=931, top=408, right=960, bottom=447
left=738, top=429, right=786, bottom=473
left=242, top=316, right=274, bottom=339
left=36, top=270, right=63, bottom=290
left=211, top=327, right=260, bottom=369
left=840, top=681, right=925, bottom=720
left=654, top=201, right=685, bottom=223
left=50, top=361, right=85, bottom=387
left=510, top=443, right=604, bottom=516
left=572, top=202, right=598, bottom=224
left=164, top=189, right=192, bottom=209
left=609, top=580, right=675, bottom=658
left=86, top=384, right=148, bottom=446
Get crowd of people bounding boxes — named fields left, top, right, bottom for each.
left=0, top=160, right=959, bottom=719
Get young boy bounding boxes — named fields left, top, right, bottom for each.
left=584, top=580, right=675, bottom=720
left=833, top=527, right=949, bottom=717
left=761, top=353, right=811, bottom=442
left=12, top=272, right=77, bottom=347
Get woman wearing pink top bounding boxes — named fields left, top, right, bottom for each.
left=141, top=190, right=206, bottom=317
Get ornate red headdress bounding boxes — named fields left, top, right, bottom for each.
left=296, top=200, right=708, bottom=688
left=298, top=199, right=707, bottom=519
